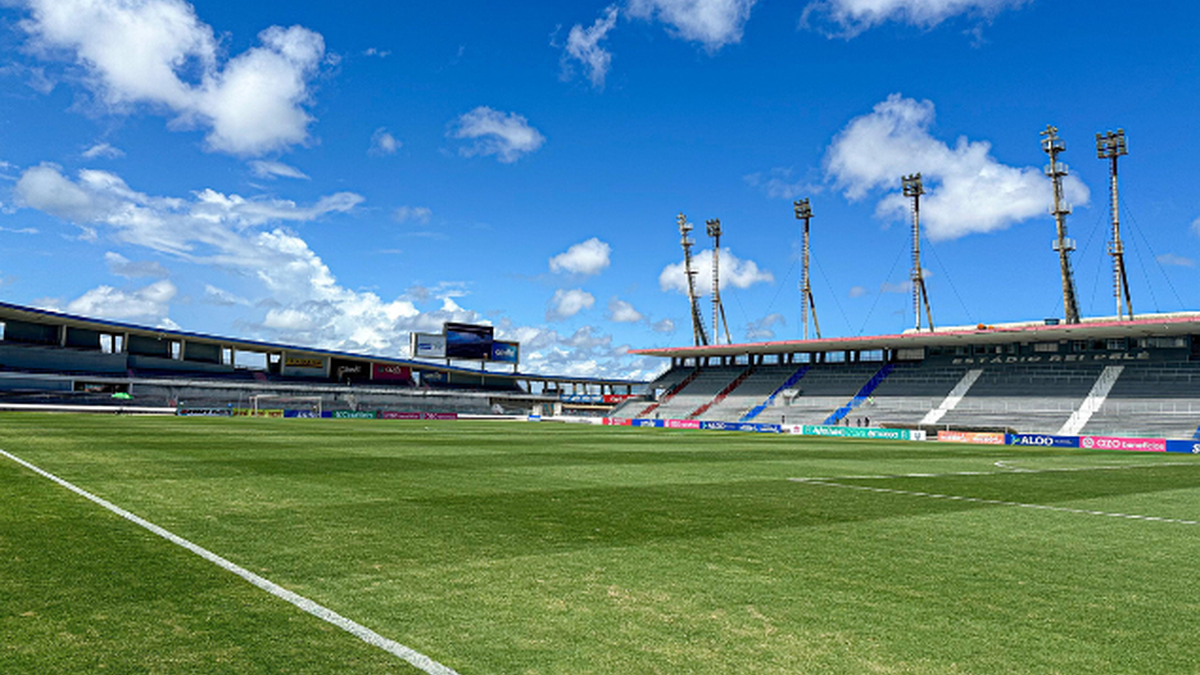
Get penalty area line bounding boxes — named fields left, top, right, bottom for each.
left=0, top=448, right=461, bottom=675
left=789, top=478, right=1199, bottom=526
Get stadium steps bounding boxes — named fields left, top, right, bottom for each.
left=635, top=367, right=701, bottom=418
left=823, top=364, right=895, bottom=426
left=921, top=369, right=984, bottom=425
left=740, top=365, right=810, bottom=421
left=687, top=365, right=756, bottom=419
left=1058, top=365, right=1124, bottom=435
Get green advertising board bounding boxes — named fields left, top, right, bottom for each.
left=801, top=425, right=912, bottom=441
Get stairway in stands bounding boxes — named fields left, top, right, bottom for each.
left=688, top=365, right=756, bottom=419
left=740, top=366, right=810, bottom=422
left=635, top=367, right=701, bottom=418
left=823, top=364, right=894, bottom=426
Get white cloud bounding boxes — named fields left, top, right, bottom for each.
left=652, top=318, right=675, bottom=333
left=746, top=312, right=785, bottom=339
left=848, top=285, right=868, bottom=298
left=547, top=288, right=595, bottom=321
left=449, top=106, right=545, bottom=163
left=202, top=283, right=250, bottom=306
left=607, top=297, right=644, bottom=323
left=105, top=251, right=169, bottom=278
left=21, top=0, right=325, bottom=155
left=362, top=47, right=390, bottom=58
left=82, top=142, right=124, bottom=159
left=370, top=127, right=400, bottom=155
left=562, top=5, right=618, bottom=89
left=64, top=279, right=177, bottom=321
left=1192, top=216, right=1200, bottom=237
left=825, top=94, right=1089, bottom=241
left=659, top=247, right=773, bottom=295
left=802, top=0, right=1028, bottom=37
left=393, top=206, right=432, bottom=224
left=627, top=0, right=758, bottom=51
left=249, top=160, right=309, bottom=180
left=549, top=237, right=611, bottom=276
left=1157, top=253, right=1194, bottom=268
left=744, top=168, right=820, bottom=200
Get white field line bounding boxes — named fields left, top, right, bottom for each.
left=791, top=478, right=1199, bottom=526
left=0, top=448, right=461, bottom=675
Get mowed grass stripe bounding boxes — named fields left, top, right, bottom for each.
left=1, top=448, right=462, bottom=675
left=4, top=413, right=1200, bottom=673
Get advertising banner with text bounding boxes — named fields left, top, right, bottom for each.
left=803, top=425, right=914, bottom=441
left=666, top=419, right=701, bottom=430
left=1079, top=435, right=1166, bottom=452
left=1006, top=433, right=1080, bottom=448
left=372, top=363, right=412, bottom=382
left=938, top=430, right=1006, bottom=444
left=1166, top=440, right=1200, bottom=454
left=411, top=333, right=447, bottom=359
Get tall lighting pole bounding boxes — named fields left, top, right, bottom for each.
left=678, top=213, right=709, bottom=347
left=705, top=218, right=732, bottom=345
left=1097, top=128, right=1133, bottom=320
left=1042, top=125, right=1081, bottom=324
left=902, top=173, right=934, bottom=331
left=794, top=199, right=820, bottom=340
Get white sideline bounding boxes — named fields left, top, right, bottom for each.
left=0, top=448, right=461, bottom=675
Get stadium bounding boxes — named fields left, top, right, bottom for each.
left=5, top=2, right=1200, bottom=674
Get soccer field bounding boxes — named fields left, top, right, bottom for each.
left=2, top=414, right=1198, bottom=674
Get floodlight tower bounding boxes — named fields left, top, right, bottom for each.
left=794, top=199, right=821, bottom=340
left=1097, top=128, right=1133, bottom=320
left=679, top=213, right=709, bottom=347
left=705, top=218, right=733, bottom=345
left=1041, top=125, right=1081, bottom=324
left=902, top=173, right=934, bottom=332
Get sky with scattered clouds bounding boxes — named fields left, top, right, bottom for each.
left=1, top=0, right=1198, bottom=379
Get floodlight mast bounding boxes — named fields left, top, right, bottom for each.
left=1042, top=125, right=1081, bottom=324
left=902, top=173, right=934, bottom=332
left=794, top=199, right=821, bottom=340
left=1097, top=128, right=1133, bottom=320
left=705, top=218, right=733, bottom=345
left=678, top=213, right=709, bottom=347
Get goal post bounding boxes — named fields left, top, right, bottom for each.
left=249, top=394, right=323, bottom=417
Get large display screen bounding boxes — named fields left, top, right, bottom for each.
left=444, top=322, right=494, bottom=360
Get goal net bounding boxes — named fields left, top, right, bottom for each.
left=249, top=394, right=323, bottom=417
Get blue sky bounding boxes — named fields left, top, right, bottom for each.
left=1, top=0, right=1198, bottom=379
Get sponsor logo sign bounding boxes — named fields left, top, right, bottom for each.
left=378, top=411, right=458, bottom=420
left=1166, top=440, right=1200, bottom=454
left=177, top=408, right=232, bottom=417
left=332, top=410, right=378, bottom=419
left=603, top=417, right=632, bottom=426
left=372, top=363, right=412, bottom=382
left=330, top=358, right=370, bottom=383
left=632, top=419, right=663, bottom=428
left=283, top=410, right=321, bottom=418
left=1006, top=433, right=1080, bottom=448
left=285, top=357, right=325, bottom=369
left=561, top=394, right=605, bottom=404
left=490, top=340, right=519, bottom=364
left=1079, top=435, right=1166, bottom=452
left=602, top=394, right=637, bottom=404
left=412, top=333, right=447, bottom=359
left=938, top=430, right=1005, bottom=444
left=803, top=425, right=912, bottom=440
left=232, top=408, right=283, bottom=418
left=701, top=421, right=728, bottom=431
left=666, top=419, right=701, bottom=429
left=755, top=424, right=783, bottom=434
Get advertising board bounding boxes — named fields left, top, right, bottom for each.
left=937, top=430, right=1006, bottom=444
left=1079, top=435, right=1166, bottom=452
left=632, top=419, right=663, bottom=428
left=1006, top=433, right=1079, bottom=448
left=603, top=394, right=637, bottom=404
left=371, top=363, right=412, bottom=382
left=803, top=425, right=913, bottom=441
left=666, top=419, right=701, bottom=430
left=444, top=322, right=494, bottom=360
left=490, top=340, right=519, bottom=364
left=332, top=410, right=378, bottom=419
left=603, top=418, right=632, bottom=426
left=1166, top=440, right=1200, bottom=454
left=411, top=333, right=446, bottom=359
left=330, top=358, right=370, bottom=383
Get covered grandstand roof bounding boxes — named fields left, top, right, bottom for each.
left=0, top=301, right=645, bottom=387
left=631, top=312, right=1200, bottom=359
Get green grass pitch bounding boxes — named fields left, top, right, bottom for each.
left=2, top=413, right=1199, bottom=674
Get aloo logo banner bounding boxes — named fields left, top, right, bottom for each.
left=1007, top=434, right=1080, bottom=448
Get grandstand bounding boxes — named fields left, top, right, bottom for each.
left=627, top=313, right=1200, bottom=440
left=0, top=301, right=643, bottom=416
